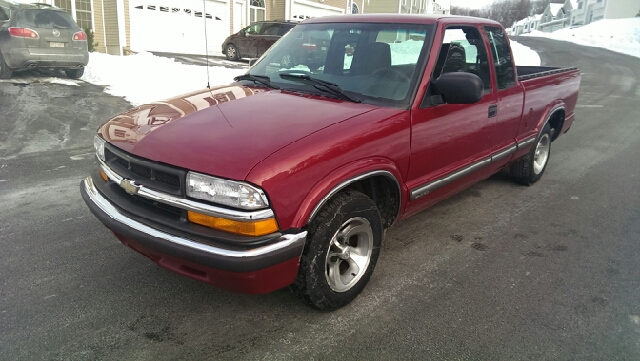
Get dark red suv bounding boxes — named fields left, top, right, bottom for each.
left=221, top=20, right=296, bottom=61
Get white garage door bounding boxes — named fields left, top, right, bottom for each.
left=291, top=1, right=342, bottom=21
left=130, top=0, right=228, bottom=55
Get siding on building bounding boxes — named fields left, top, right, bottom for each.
left=363, top=0, right=399, bottom=13
left=605, top=0, right=640, bottom=19
left=103, top=0, right=121, bottom=55
left=124, top=0, right=130, bottom=49
left=92, top=0, right=107, bottom=53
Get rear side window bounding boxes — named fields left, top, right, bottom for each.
left=278, top=25, right=294, bottom=36
left=0, top=5, right=10, bottom=21
left=262, top=24, right=280, bottom=35
left=485, top=26, right=516, bottom=90
left=17, top=9, right=76, bottom=29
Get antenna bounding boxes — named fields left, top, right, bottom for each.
left=203, top=0, right=211, bottom=88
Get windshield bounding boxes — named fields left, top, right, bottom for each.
left=249, top=22, right=435, bottom=108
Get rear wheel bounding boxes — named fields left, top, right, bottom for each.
left=511, top=122, right=552, bottom=185
left=64, top=68, right=84, bottom=79
left=290, top=191, right=383, bottom=311
left=225, top=44, right=239, bottom=61
left=0, top=53, right=13, bottom=79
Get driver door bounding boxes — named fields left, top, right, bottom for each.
left=405, top=24, right=497, bottom=216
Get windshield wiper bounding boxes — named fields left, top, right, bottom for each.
left=233, top=74, right=280, bottom=89
left=279, top=73, right=361, bottom=103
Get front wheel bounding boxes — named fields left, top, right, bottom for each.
left=0, top=53, right=13, bottom=79
left=225, top=44, right=239, bottom=61
left=510, top=122, right=552, bottom=185
left=290, top=191, right=383, bottom=311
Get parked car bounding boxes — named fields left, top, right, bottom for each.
left=0, top=0, right=89, bottom=79
left=81, top=15, right=580, bottom=311
left=221, top=20, right=296, bottom=61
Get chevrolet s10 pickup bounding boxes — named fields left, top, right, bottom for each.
left=81, top=14, right=580, bottom=311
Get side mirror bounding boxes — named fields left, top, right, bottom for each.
left=248, top=58, right=258, bottom=67
left=435, top=72, right=484, bottom=104
left=239, top=30, right=245, bottom=36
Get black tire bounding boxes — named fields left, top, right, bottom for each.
left=510, top=122, right=552, bottom=186
left=225, top=44, right=239, bottom=61
left=0, top=53, right=13, bottom=80
left=290, top=191, right=383, bottom=311
left=65, top=68, right=84, bottom=79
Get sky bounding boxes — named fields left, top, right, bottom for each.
left=449, top=0, right=495, bottom=9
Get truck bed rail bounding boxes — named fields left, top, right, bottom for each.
left=517, top=66, right=579, bottom=81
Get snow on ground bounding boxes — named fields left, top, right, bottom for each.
left=81, top=51, right=245, bottom=105
left=523, top=18, right=640, bottom=59
left=511, top=40, right=541, bottom=66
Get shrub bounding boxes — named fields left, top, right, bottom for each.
left=84, top=27, right=99, bottom=52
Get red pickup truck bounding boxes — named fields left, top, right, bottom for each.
left=81, top=14, right=580, bottom=311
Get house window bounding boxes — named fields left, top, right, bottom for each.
left=351, top=2, right=359, bottom=14
left=54, top=0, right=72, bottom=13
left=578, top=1, right=583, bottom=9
left=75, top=0, right=92, bottom=30
left=250, top=0, right=265, bottom=22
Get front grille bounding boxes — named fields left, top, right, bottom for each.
left=104, top=145, right=186, bottom=196
left=130, top=162, right=152, bottom=179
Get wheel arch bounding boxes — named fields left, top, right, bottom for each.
left=539, top=103, right=565, bottom=142
left=290, top=159, right=407, bottom=230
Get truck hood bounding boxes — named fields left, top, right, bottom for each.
left=99, top=85, right=377, bottom=180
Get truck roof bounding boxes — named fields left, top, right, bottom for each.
left=304, top=14, right=502, bottom=27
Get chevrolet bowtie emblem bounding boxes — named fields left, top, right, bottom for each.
left=120, top=179, right=140, bottom=195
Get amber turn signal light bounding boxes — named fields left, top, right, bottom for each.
left=187, top=211, right=279, bottom=236
left=98, top=168, right=108, bottom=181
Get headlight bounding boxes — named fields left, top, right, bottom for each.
left=186, top=172, right=269, bottom=210
left=94, top=135, right=105, bottom=161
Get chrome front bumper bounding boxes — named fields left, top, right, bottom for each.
left=81, top=176, right=307, bottom=269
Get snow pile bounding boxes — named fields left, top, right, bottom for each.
left=523, top=18, right=640, bottom=59
left=511, top=40, right=542, bottom=66
left=81, top=52, right=245, bottom=105
left=389, top=40, right=425, bottom=65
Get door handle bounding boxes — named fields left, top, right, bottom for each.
left=488, top=105, right=498, bottom=118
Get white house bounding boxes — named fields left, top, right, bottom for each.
left=511, top=14, right=542, bottom=36
left=539, top=1, right=573, bottom=32
left=571, top=0, right=640, bottom=26
left=364, top=0, right=450, bottom=15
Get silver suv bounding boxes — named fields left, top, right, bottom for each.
left=0, top=1, right=89, bottom=79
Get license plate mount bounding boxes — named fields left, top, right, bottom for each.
left=50, top=42, right=65, bottom=48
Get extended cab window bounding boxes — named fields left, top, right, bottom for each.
left=485, top=26, right=516, bottom=90
left=262, top=23, right=280, bottom=35
left=433, top=26, right=492, bottom=90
